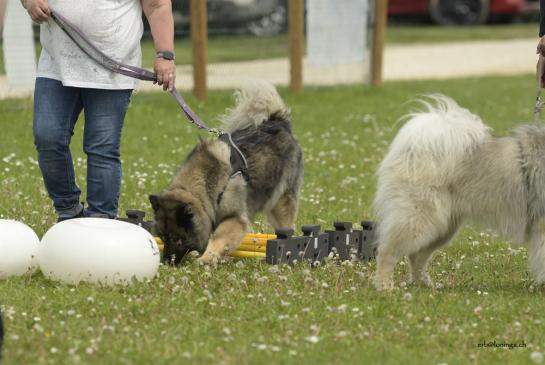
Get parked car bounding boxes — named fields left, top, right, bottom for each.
left=388, top=0, right=539, bottom=25
left=145, top=0, right=288, bottom=36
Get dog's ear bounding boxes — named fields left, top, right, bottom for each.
left=149, top=194, right=161, bottom=212
left=176, top=203, right=194, bottom=231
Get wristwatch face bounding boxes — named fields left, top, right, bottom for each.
left=159, top=51, right=175, bottom=60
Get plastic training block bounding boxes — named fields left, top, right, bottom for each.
left=301, top=224, right=329, bottom=263
left=265, top=228, right=291, bottom=265
left=326, top=222, right=361, bottom=261
left=120, top=208, right=376, bottom=265
left=117, top=210, right=154, bottom=232
left=265, top=228, right=307, bottom=265
left=359, top=221, right=377, bottom=263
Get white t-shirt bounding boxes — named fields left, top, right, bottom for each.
left=37, top=0, right=143, bottom=90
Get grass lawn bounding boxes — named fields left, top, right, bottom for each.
left=1, top=74, right=544, bottom=364
left=0, top=22, right=539, bottom=74
left=386, top=22, right=538, bottom=44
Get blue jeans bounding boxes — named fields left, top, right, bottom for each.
left=33, top=77, right=132, bottom=219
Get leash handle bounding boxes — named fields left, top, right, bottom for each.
left=49, top=8, right=211, bottom=131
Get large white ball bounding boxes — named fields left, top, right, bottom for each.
left=39, top=218, right=160, bottom=286
left=0, top=219, right=39, bottom=278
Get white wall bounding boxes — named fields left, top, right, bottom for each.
left=306, top=0, right=369, bottom=65
left=2, top=0, right=36, bottom=88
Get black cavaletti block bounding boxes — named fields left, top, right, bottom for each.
left=266, top=228, right=294, bottom=265
left=326, top=222, right=361, bottom=261
left=301, top=224, right=329, bottom=263
left=118, top=210, right=154, bottom=232
left=265, top=228, right=309, bottom=265
left=119, top=209, right=378, bottom=266
left=359, top=221, right=377, bottom=263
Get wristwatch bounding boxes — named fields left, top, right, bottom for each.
left=156, top=51, right=175, bottom=61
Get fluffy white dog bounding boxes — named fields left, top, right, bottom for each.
left=374, top=95, right=545, bottom=290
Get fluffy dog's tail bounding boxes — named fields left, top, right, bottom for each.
left=220, top=80, right=290, bottom=133
left=378, top=95, right=490, bottom=184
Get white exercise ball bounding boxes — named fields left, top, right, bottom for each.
left=39, top=218, right=160, bottom=286
left=0, top=219, right=39, bottom=278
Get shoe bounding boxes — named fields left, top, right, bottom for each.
left=57, top=210, right=85, bottom=223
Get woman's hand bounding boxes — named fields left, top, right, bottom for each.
left=24, top=0, right=50, bottom=23
left=154, top=58, right=176, bottom=91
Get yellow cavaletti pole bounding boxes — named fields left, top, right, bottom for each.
left=237, top=244, right=266, bottom=252
left=229, top=250, right=265, bottom=258
left=154, top=233, right=275, bottom=258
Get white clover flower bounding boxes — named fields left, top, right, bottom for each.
left=531, top=352, right=544, bottom=364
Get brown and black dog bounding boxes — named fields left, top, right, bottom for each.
left=150, top=81, right=303, bottom=265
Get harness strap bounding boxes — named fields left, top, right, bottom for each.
left=218, top=133, right=249, bottom=181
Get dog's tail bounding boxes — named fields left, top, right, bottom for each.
left=378, top=95, right=490, bottom=184
left=220, top=80, right=290, bottom=132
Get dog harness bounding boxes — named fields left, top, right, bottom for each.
left=218, top=133, right=249, bottom=181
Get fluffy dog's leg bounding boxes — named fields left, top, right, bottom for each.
left=267, top=193, right=298, bottom=229
left=376, top=228, right=453, bottom=290
left=528, top=222, right=545, bottom=284
left=375, top=240, right=402, bottom=291
left=374, top=200, right=454, bottom=290
left=199, top=216, right=249, bottom=265
left=408, top=247, right=435, bottom=287
left=408, top=228, right=456, bottom=287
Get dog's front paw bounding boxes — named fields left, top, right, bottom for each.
left=374, top=275, right=395, bottom=291
left=421, top=273, right=434, bottom=288
left=198, top=251, right=221, bottom=266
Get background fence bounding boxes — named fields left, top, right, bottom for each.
left=186, top=0, right=387, bottom=99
